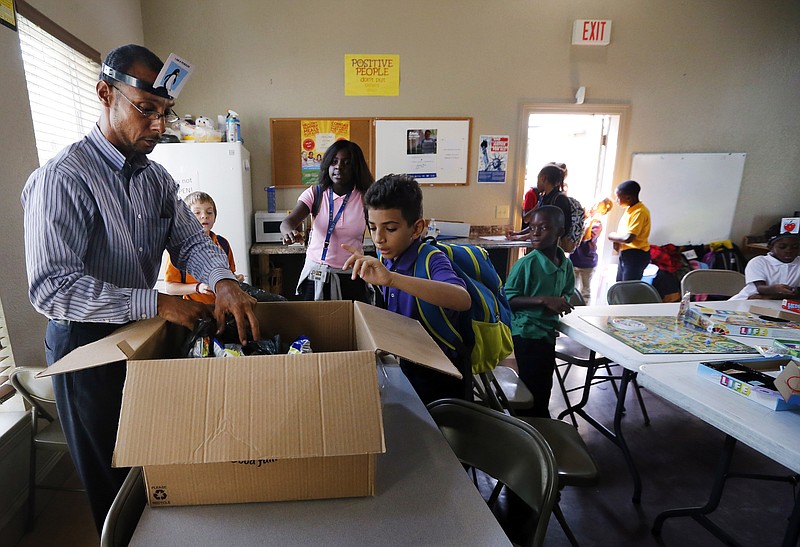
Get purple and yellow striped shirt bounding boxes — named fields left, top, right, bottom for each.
left=22, top=124, right=234, bottom=323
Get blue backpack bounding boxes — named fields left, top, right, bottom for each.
left=413, top=239, right=514, bottom=374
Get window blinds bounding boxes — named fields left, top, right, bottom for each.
left=17, top=15, right=101, bottom=166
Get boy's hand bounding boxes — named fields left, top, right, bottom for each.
left=341, top=244, right=393, bottom=286
left=540, top=295, right=574, bottom=316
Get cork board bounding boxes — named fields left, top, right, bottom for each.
left=270, top=118, right=375, bottom=187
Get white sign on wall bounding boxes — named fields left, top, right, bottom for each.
left=572, top=20, right=612, bottom=45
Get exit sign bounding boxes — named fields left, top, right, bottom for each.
left=572, top=20, right=612, bottom=45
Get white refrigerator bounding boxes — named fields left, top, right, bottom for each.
left=148, top=142, right=253, bottom=286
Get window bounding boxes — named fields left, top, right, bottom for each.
left=17, top=8, right=101, bottom=166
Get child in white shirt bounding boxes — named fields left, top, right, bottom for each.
left=730, top=232, right=800, bottom=300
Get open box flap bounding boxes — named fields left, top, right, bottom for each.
left=353, top=301, right=461, bottom=379
left=113, top=354, right=385, bottom=467
left=37, top=318, right=167, bottom=377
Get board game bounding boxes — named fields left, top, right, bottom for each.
left=581, top=316, right=757, bottom=354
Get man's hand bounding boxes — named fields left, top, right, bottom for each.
left=156, top=293, right=213, bottom=330
left=213, top=279, right=260, bottom=344
left=342, top=244, right=392, bottom=286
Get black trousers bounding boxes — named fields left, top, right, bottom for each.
left=45, top=320, right=130, bottom=536
left=300, top=273, right=371, bottom=302
left=513, top=335, right=556, bottom=418
left=617, top=248, right=651, bottom=281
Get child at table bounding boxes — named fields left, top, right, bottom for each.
left=164, top=191, right=244, bottom=304
left=505, top=206, right=575, bottom=417
left=342, top=174, right=472, bottom=405
left=571, top=197, right=613, bottom=303
left=730, top=231, right=800, bottom=300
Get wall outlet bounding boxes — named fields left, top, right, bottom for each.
left=495, top=205, right=510, bottom=219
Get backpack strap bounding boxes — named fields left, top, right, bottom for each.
left=311, top=184, right=323, bottom=217
left=413, top=242, right=463, bottom=351
left=216, top=234, right=231, bottom=257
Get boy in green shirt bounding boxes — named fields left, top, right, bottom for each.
left=505, top=205, right=575, bottom=417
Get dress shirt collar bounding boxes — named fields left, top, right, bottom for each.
left=86, top=124, right=150, bottom=174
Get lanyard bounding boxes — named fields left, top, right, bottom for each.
left=320, top=188, right=352, bottom=261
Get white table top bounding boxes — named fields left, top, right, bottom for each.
left=130, top=365, right=510, bottom=547
left=638, top=361, right=800, bottom=474
left=558, top=300, right=785, bottom=371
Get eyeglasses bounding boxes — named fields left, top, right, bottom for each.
left=112, top=85, right=180, bottom=124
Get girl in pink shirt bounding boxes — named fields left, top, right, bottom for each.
left=280, top=140, right=374, bottom=301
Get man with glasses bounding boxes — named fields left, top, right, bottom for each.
left=21, top=44, right=260, bottom=535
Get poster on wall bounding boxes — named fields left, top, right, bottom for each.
left=300, top=120, right=350, bottom=185
left=344, top=54, right=400, bottom=96
left=374, top=119, right=470, bottom=184
left=477, top=135, right=509, bottom=183
left=1, top=0, right=17, bottom=31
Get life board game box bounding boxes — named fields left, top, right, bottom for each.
left=697, top=357, right=800, bottom=411
left=782, top=299, right=800, bottom=314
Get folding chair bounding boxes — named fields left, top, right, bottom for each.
left=427, top=399, right=558, bottom=547
left=680, top=269, right=746, bottom=300
left=10, top=367, right=82, bottom=530
left=100, top=466, right=146, bottom=547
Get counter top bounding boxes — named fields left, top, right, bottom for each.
left=251, top=237, right=529, bottom=255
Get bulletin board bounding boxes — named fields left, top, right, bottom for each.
left=629, top=152, right=746, bottom=245
left=270, top=118, right=374, bottom=187
left=374, top=118, right=471, bottom=185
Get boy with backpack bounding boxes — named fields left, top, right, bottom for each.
left=165, top=191, right=244, bottom=304
left=342, top=174, right=472, bottom=404
left=505, top=205, right=575, bottom=418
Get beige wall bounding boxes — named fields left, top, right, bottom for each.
left=140, top=0, right=800, bottom=241
left=0, top=0, right=143, bottom=365
left=2, top=1, right=799, bottom=363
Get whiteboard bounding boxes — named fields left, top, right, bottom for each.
left=629, top=152, right=746, bottom=245
left=374, top=119, right=470, bottom=184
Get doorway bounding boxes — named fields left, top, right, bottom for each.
left=514, top=103, right=631, bottom=303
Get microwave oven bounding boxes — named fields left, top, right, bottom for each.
left=254, top=211, right=286, bottom=243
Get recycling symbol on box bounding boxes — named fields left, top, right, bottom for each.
left=153, top=489, right=167, bottom=501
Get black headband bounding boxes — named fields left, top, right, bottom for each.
left=101, top=64, right=173, bottom=99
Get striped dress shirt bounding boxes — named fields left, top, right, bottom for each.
left=22, top=124, right=235, bottom=323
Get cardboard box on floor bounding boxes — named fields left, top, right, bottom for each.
left=40, top=301, right=460, bottom=507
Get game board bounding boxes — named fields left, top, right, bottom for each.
left=581, top=316, right=756, bottom=354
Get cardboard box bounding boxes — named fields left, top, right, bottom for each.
left=41, top=301, right=460, bottom=507
left=697, top=357, right=800, bottom=411
left=750, top=303, right=800, bottom=324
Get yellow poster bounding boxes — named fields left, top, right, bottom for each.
left=344, top=54, right=400, bottom=96
left=300, top=120, right=350, bottom=185
left=1, top=0, right=17, bottom=31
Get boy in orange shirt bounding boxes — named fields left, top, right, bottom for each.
left=165, top=191, right=244, bottom=303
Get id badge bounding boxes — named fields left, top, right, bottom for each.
left=308, top=264, right=329, bottom=283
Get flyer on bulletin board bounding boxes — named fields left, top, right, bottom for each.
left=478, top=135, right=509, bottom=183
left=300, top=120, right=350, bottom=185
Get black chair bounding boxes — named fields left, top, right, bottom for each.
left=10, top=366, right=82, bottom=530
left=100, top=466, right=146, bottom=547
left=427, top=399, right=558, bottom=547
left=606, top=280, right=662, bottom=305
